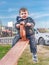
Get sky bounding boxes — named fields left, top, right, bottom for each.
left=0, top=0, right=49, bottom=28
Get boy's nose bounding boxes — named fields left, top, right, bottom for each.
left=23, top=14, right=26, bottom=16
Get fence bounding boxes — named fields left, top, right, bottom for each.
left=0, top=37, right=13, bottom=44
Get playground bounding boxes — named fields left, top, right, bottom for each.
left=0, top=23, right=49, bottom=65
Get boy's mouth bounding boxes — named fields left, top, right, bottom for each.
left=22, top=16, right=26, bottom=18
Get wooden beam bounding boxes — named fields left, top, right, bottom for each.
left=0, top=39, right=29, bottom=65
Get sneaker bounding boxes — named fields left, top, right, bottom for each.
left=33, top=55, right=38, bottom=63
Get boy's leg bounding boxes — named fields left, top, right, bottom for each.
left=33, top=53, right=38, bottom=63
left=27, top=35, right=38, bottom=62
left=12, top=33, right=20, bottom=47
left=28, top=35, right=37, bottom=54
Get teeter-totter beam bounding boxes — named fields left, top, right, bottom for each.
left=0, top=23, right=29, bottom=65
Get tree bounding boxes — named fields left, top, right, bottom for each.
left=0, top=20, right=2, bottom=37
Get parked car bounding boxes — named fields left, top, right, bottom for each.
left=34, top=29, right=49, bottom=45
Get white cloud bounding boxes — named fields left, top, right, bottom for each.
left=0, top=8, right=18, bottom=12
left=34, top=14, right=49, bottom=19
left=42, top=7, right=49, bottom=11
left=33, top=0, right=49, bottom=5
left=30, top=12, right=49, bottom=19
left=0, top=15, right=17, bottom=19
left=29, top=12, right=49, bottom=28
left=0, top=1, right=6, bottom=5
left=8, top=8, right=18, bottom=12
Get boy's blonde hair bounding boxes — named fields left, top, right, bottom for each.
left=19, top=8, right=28, bottom=13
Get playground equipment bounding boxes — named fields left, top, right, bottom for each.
left=20, top=23, right=26, bottom=40
left=0, top=23, right=29, bottom=65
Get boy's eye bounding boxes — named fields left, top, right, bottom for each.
left=21, top=13, right=23, bottom=15
left=24, top=13, right=26, bottom=14
left=21, top=13, right=26, bottom=15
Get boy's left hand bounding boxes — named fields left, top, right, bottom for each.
left=26, top=23, right=31, bottom=26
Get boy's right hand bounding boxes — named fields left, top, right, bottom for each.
left=16, top=24, right=20, bottom=28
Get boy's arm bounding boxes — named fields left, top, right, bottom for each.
left=15, top=16, right=25, bottom=29
left=26, top=17, right=35, bottom=27
left=16, top=21, right=25, bottom=28
left=26, top=22, right=35, bottom=27
left=16, top=24, right=20, bottom=28
left=31, top=19, right=35, bottom=27
left=15, top=23, right=20, bottom=30
left=15, top=16, right=20, bottom=29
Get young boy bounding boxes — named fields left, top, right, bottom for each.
left=12, top=8, right=38, bottom=62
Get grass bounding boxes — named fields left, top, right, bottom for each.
left=0, top=44, right=11, bottom=59
left=18, top=45, right=49, bottom=65
left=43, top=45, right=49, bottom=50
left=0, top=44, right=49, bottom=65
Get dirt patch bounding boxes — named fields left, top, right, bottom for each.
left=37, top=45, right=49, bottom=58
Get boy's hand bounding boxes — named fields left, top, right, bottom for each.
left=26, top=23, right=31, bottom=26
left=20, top=21, right=25, bottom=25
left=16, top=24, right=20, bottom=28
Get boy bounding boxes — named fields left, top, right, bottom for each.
left=12, top=8, right=38, bottom=62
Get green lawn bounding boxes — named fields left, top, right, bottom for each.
left=0, top=44, right=11, bottom=59
left=0, top=44, right=49, bottom=65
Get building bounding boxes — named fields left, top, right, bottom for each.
left=8, top=21, right=14, bottom=27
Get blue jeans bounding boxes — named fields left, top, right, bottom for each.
left=12, top=33, right=20, bottom=47
left=12, top=34, right=37, bottom=54
left=27, top=35, right=37, bottom=54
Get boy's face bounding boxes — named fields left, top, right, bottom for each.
left=19, top=11, right=28, bottom=19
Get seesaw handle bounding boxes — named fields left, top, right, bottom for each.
left=20, top=24, right=26, bottom=41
